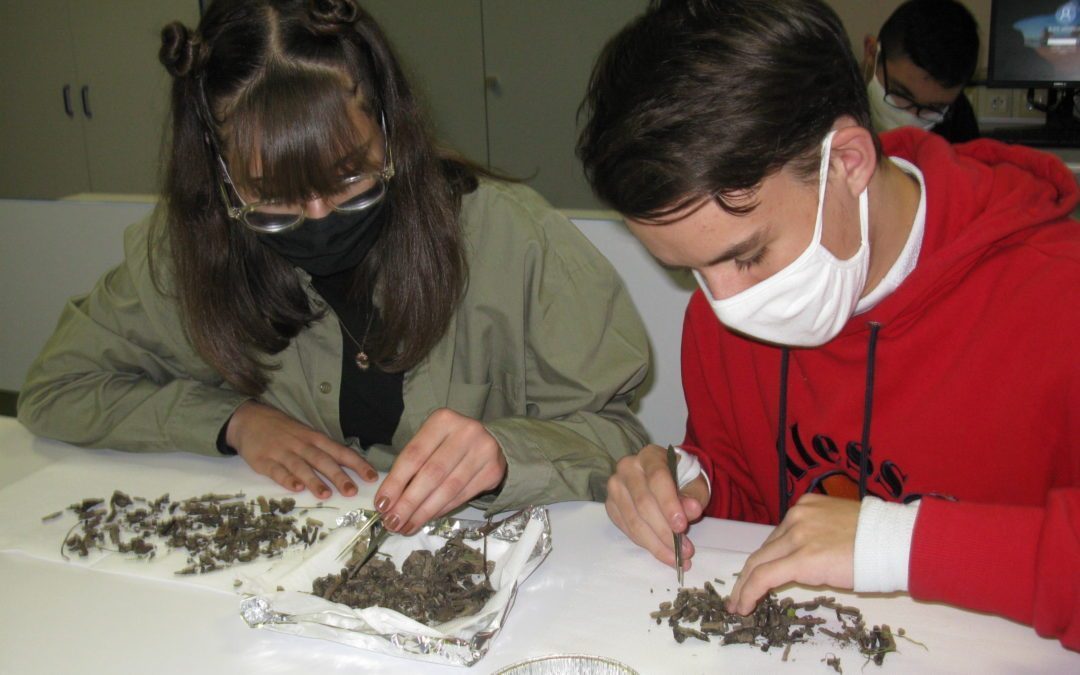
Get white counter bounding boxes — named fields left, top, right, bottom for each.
left=0, top=418, right=1075, bottom=674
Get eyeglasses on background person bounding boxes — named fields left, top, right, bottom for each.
left=880, top=55, right=950, bottom=124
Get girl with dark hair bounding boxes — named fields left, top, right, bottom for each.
left=18, top=0, right=650, bottom=535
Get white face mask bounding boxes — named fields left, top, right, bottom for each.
left=693, top=131, right=870, bottom=347
left=866, top=46, right=937, bottom=132
left=868, top=73, right=936, bottom=132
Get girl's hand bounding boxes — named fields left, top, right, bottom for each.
left=226, top=400, right=378, bottom=499
left=373, top=408, right=506, bottom=534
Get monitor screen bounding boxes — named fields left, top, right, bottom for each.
left=988, top=0, right=1080, bottom=86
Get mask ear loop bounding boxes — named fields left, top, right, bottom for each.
left=811, top=130, right=838, bottom=248
left=815, top=130, right=870, bottom=263
left=857, top=174, right=870, bottom=252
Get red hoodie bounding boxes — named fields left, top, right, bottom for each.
left=681, top=128, right=1080, bottom=649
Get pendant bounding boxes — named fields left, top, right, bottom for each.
left=355, top=351, right=370, bottom=371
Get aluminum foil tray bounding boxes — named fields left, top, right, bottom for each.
left=237, top=506, right=551, bottom=667
left=493, top=654, right=640, bottom=675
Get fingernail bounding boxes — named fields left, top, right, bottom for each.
left=375, top=496, right=389, bottom=512
left=292, top=482, right=303, bottom=491
left=385, top=514, right=400, bottom=530
left=365, top=471, right=378, bottom=482
left=343, top=481, right=356, bottom=494
left=319, top=489, right=331, bottom=499
left=672, top=513, right=686, bottom=530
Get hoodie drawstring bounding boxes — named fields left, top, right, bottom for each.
left=859, top=323, right=882, bottom=499
left=776, top=347, right=791, bottom=521
left=775, top=322, right=882, bottom=521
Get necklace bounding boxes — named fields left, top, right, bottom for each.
left=340, top=309, right=376, bottom=371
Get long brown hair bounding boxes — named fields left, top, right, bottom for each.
left=157, top=0, right=471, bottom=395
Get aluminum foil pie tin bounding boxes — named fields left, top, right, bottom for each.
left=493, top=654, right=640, bottom=675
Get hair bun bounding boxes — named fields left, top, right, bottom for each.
left=160, top=21, right=200, bottom=77
left=309, top=0, right=359, bottom=30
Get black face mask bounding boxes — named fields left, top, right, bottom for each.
left=257, top=199, right=388, bottom=277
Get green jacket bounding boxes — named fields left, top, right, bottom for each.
left=18, top=181, right=651, bottom=514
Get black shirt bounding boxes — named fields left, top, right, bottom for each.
left=931, top=91, right=980, bottom=144
left=309, top=269, right=404, bottom=448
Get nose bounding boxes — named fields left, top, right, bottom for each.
left=304, top=197, right=333, bottom=220
left=697, top=266, right=753, bottom=301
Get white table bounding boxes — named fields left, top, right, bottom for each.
left=0, top=417, right=1075, bottom=674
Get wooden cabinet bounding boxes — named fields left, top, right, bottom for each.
left=0, top=1, right=201, bottom=200
left=363, top=0, right=647, bottom=210
left=1, top=1, right=644, bottom=209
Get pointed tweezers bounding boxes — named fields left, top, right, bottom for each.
left=667, top=445, right=685, bottom=587
left=335, top=511, right=385, bottom=562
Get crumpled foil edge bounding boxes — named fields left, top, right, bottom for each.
left=239, top=505, right=551, bottom=667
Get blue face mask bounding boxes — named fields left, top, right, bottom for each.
left=257, top=198, right=388, bottom=277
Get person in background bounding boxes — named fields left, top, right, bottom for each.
left=864, top=0, right=980, bottom=143
left=17, top=0, right=650, bottom=536
left=578, top=0, right=1078, bottom=650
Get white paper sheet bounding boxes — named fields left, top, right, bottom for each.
left=0, top=451, right=380, bottom=594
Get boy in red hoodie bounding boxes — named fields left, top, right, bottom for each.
left=578, top=0, right=1079, bottom=650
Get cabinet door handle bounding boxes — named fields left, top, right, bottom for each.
left=80, top=85, right=93, bottom=119
left=62, top=85, right=75, bottom=117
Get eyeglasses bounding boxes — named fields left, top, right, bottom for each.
left=879, top=56, right=950, bottom=124
left=214, top=114, right=395, bottom=235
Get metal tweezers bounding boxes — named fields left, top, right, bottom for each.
left=667, top=445, right=685, bottom=587
left=333, top=507, right=530, bottom=567
left=335, top=511, right=389, bottom=567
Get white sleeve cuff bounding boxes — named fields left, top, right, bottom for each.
left=673, top=446, right=711, bottom=497
left=852, top=496, right=921, bottom=593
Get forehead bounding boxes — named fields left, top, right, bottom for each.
left=270, top=107, right=377, bottom=156
left=883, top=55, right=964, bottom=106
left=627, top=202, right=762, bottom=269
left=228, top=101, right=382, bottom=195
left=624, top=161, right=825, bottom=268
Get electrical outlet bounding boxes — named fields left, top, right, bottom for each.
left=1013, top=88, right=1047, bottom=120
left=978, top=89, right=1013, bottom=117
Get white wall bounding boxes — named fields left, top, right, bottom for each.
left=0, top=199, right=153, bottom=392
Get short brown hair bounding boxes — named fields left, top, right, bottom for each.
left=578, top=0, right=875, bottom=221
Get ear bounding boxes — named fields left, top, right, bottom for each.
left=861, top=36, right=878, bottom=82
left=829, top=119, right=877, bottom=199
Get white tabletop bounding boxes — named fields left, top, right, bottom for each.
left=0, top=417, right=1075, bottom=674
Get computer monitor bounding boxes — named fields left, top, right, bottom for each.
left=987, top=0, right=1080, bottom=145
